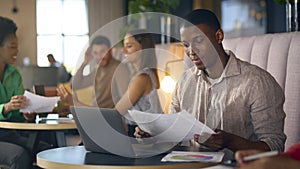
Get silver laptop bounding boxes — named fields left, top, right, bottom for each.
left=70, top=106, right=176, bottom=158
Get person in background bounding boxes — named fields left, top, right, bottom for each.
left=115, top=29, right=163, bottom=137
left=135, top=9, right=286, bottom=159
left=235, top=142, right=300, bottom=169
left=47, top=53, right=60, bottom=67
left=0, top=16, right=37, bottom=169
left=47, top=53, right=72, bottom=83
left=57, top=35, right=130, bottom=109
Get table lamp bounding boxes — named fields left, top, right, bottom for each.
left=161, top=59, right=183, bottom=93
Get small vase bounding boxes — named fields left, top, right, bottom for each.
left=286, top=0, right=299, bottom=32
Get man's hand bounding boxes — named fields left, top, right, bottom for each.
left=57, top=84, right=73, bottom=105
left=134, top=126, right=151, bottom=141
left=194, top=129, right=270, bottom=152
left=4, top=95, right=29, bottom=114
left=58, top=105, right=71, bottom=117
left=194, top=129, right=232, bottom=150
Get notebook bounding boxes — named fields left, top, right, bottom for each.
left=70, top=106, right=176, bottom=158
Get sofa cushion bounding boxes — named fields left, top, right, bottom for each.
left=223, top=32, right=300, bottom=149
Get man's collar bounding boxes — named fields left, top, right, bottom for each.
left=223, top=50, right=241, bottom=78
left=192, top=50, right=241, bottom=78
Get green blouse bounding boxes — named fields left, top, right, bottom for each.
left=0, top=64, right=25, bottom=122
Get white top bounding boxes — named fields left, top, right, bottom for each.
left=126, top=68, right=163, bottom=125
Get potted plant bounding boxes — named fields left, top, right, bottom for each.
left=119, top=0, right=180, bottom=43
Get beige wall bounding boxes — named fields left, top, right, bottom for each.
left=87, top=0, right=124, bottom=36
left=0, top=0, right=37, bottom=65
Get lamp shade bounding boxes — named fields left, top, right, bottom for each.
left=161, top=76, right=176, bottom=93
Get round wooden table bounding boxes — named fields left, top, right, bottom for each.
left=37, top=146, right=216, bottom=169
left=0, top=120, right=76, bottom=130
left=0, top=119, right=77, bottom=150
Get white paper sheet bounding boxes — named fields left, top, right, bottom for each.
left=127, top=110, right=215, bottom=143
left=20, top=91, right=60, bottom=113
left=161, top=151, right=224, bottom=162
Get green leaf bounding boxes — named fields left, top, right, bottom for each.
left=274, top=0, right=297, bottom=5
left=128, top=0, right=180, bottom=14
left=274, top=0, right=286, bottom=5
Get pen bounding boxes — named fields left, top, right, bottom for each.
left=243, top=150, right=279, bottom=162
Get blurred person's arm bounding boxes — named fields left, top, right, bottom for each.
left=235, top=149, right=300, bottom=169
left=57, top=84, right=73, bottom=105
left=72, top=47, right=95, bottom=89
left=111, top=63, right=131, bottom=103
left=115, top=74, right=152, bottom=115
left=194, top=129, right=270, bottom=151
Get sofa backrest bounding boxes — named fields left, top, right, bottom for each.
left=222, top=32, right=300, bottom=149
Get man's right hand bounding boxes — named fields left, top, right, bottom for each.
left=57, top=84, right=73, bottom=105
left=134, top=126, right=151, bottom=141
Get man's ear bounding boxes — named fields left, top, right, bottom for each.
left=215, top=29, right=224, bottom=44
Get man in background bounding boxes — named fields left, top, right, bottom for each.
left=58, top=35, right=130, bottom=108
left=47, top=53, right=72, bottom=83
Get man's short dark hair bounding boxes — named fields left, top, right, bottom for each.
left=182, top=9, right=221, bottom=31
left=90, top=35, right=111, bottom=48
left=0, top=16, right=17, bottom=46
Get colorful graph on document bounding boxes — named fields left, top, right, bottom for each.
left=170, top=154, right=213, bottom=161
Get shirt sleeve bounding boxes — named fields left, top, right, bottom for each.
left=168, top=82, right=181, bottom=114
left=0, top=68, right=25, bottom=121
left=0, top=104, right=8, bottom=120
left=250, top=71, right=286, bottom=152
left=72, top=63, right=95, bottom=90
left=111, top=63, right=130, bottom=103
left=285, top=142, right=300, bottom=161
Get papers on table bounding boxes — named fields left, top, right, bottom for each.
left=20, top=91, right=60, bottom=113
left=126, top=110, right=215, bottom=143
left=161, top=151, right=224, bottom=162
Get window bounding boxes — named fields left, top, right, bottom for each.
left=221, top=0, right=266, bottom=38
left=36, top=0, right=89, bottom=73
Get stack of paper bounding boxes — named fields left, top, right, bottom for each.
left=20, top=91, right=60, bottom=113
left=126, top=110, right=215, bottom=143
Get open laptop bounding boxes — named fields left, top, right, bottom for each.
left=70, top=106, right=176, bottom=158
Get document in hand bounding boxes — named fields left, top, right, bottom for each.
left=127, top=110, right=215, bottom=143
left=161, top=151, right=224, bottom=162
left=20, top=91, right=60, bottom=113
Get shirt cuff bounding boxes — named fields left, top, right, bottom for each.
left=260, top=137, right=285, bottom=152
left=0, top=104, right=8, bottom=120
